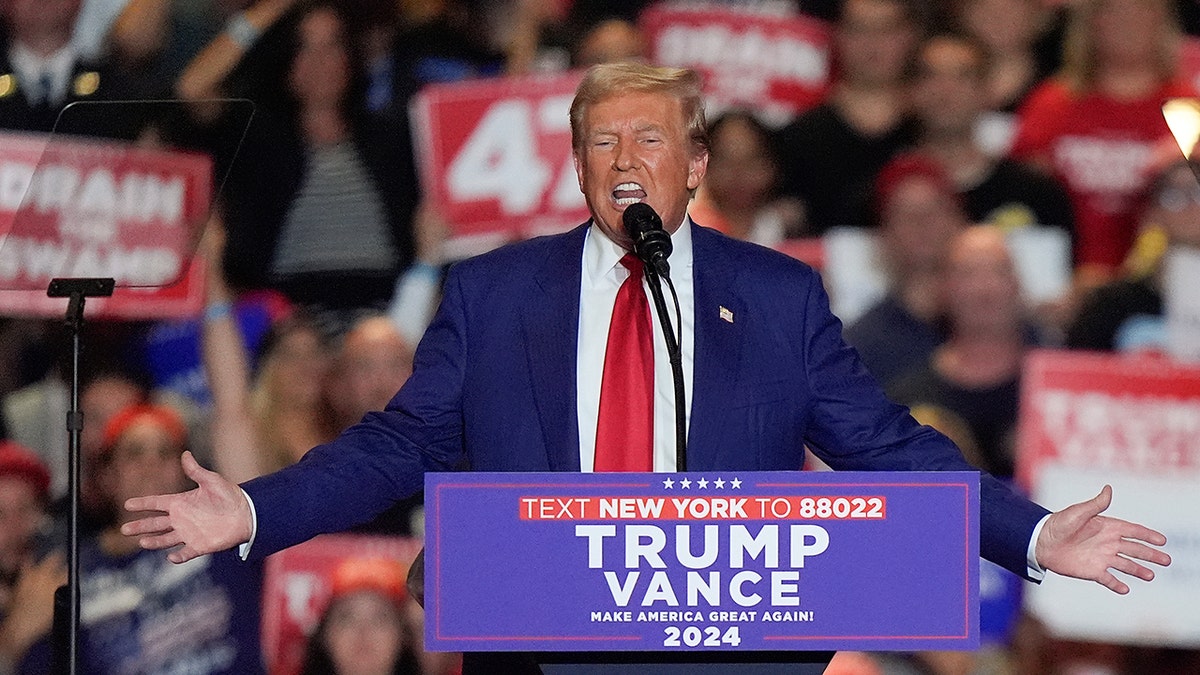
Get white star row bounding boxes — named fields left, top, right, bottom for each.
left=661, top=477, right=742, bottom=489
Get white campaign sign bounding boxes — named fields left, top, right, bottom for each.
left=1027, top=465, right=1200, bottom=647
left=1165, top=247, right=1200, bottom=362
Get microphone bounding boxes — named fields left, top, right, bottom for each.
left=622, top=202, right=672, bottom=277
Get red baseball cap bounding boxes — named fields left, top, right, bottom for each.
left=330, top=556, right=409, bottom=605
left=874, top=152, right=963, bottom=217
left=0, top=440, right=51, bottom=500
left=99, top=403, right=188, bottom=456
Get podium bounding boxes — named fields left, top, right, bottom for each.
left=424, top=471, right=980, bottom=673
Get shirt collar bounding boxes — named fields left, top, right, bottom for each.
left=9, top=43, right=76, bottom=104
left=583, top=213, right=695, bottom=287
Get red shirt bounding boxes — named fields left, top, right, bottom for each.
left=1010, top=78, right=1195, bottom=271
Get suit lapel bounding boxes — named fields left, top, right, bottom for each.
left=687, top=226, right=743, bottom=471
left=522, top=225, right=587, bottom=472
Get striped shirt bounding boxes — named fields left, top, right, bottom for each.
left=271, top=142, right=397, bottom=278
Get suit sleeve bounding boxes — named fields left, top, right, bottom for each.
left=796, top=269, right=1050, bottom=579
left=239, top=268, right=470, bottom=558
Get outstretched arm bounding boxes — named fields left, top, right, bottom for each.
left=1036, top=485, right=1171, bottom=594
left=121, top=451, right=252, bottom=564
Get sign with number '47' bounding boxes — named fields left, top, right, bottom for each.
left=411, top=72, right=589, bottom=256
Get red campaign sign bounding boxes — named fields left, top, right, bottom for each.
left=1180, top=39, right=1200, bottom=92
left=0, top=131, right=212, bottom=319
left=261, top=534, right=425, bottom=675
left=641, top=6, right=832, bottom=122
left=412, top=72, right=590, bottom=255
left=1016, top=349, right=1200, bottom=490
left=771, top=238, right=824, bottom=270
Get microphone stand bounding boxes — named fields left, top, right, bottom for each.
left=47, top=277, right=114, bottom=675
left=642, top=268, right=687, bottom=472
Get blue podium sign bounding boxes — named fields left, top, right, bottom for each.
left=425, top=471, right=979, bottom=653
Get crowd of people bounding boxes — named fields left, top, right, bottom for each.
left=0, top=0, right=1197, bottom=673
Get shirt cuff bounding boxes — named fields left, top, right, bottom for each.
left=1026, top=513, right=1051, bottom=581
left=237, top=487, right=258, bottom=561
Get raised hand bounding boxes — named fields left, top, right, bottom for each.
left=1035, top=485, right=1171, bottom=594
left=121, top=451, right=253, bottom=564
left=0, top=553, right=67, bottom=663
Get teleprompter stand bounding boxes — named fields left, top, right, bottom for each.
left=47, top=278, right=114, bottom=675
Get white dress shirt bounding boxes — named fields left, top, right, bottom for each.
left=8, top=43, right=75, bottom=107
left=577, top=219, right=694, bottom=473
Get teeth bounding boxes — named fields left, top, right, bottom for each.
left=612, top=182, right=647, bottom=207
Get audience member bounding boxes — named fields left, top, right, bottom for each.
left=1009, top=0, right=1194, bottom=286
left=776, top=0, right=921, bottom=233
left=572, top=16, right=645, bottom=69
left=505, top=4, right=647, bottom=75
left=60, top=368, right=150, bottom=537
left=956, top=0, right=1063, bottom=152
left=0, top=0, right=130, bottom=134
left=323, top=314, right=420, bottom=536
left=382, top=0, right=503, bottom=118
left=0, top=442, right=62, bottom=675
left=202, top=223, right=337, bottom=480
left=178, top=0, right=419, bottom=313
left=4, top=363, right=146, bottom=524
left=100, top=0, right=229, bottom=100
left=910, top=32, right=1076, bottom=241
left=689, top=110, right=804, bottom=245
left=299, top=557, right=420, bottom=675
left=16, top=403, right=265, bottom=674
left=0, top=1, right=1194, bottom=670
left=888, top=225, right=1035, bottom=479
left=326, top=314, right=414, bottom=434
left=502, top=0, right=568, bottom=74
left=0, top=442, right=49, bottom=614
left=844, top=154, right=968, bottom=386
left=1066, top=157, right=1200, bottom=352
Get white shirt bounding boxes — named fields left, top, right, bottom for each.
left=576, top=219, right=694, bottom=473
left=8, top=43, right=76, bottom=107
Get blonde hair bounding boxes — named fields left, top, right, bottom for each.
left=569, top=62, right=709, bottom=154
left=1060, top=0, right=1181, bottom=93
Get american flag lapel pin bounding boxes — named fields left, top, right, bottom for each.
left=719, top=306, right=734, bottom=323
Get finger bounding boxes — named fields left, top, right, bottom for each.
left=1118, top=539, right=1172, bottom=567
left=180, top=450, right=212, bottom=484
left=137, top=531, right=184, bottom=551
left=126, top=493, right=179, bottom=514
left=1075, top=484, right=1113, bottom=519
left=1110, top=520, right=1169, bottom=547
left=167, top=546, right=200, bottom=565
left=1095, top=570, right=1130, bottom=595
left=1109, top=555, right=1155, bottom=582
left=121, top=515, right=175, bottom=537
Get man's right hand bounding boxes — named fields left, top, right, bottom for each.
left=121, top=451, right=252, bottom=564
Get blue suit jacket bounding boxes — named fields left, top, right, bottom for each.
left=244, top=223, right=1049, bottom=579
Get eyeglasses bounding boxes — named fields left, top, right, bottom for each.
left=1155, top=185, right=1200, bottom=212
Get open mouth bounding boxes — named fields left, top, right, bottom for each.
left=612, top=182, right=647, bottom=206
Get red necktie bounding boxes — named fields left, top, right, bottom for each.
left=594, top=254, right=654, bottom=472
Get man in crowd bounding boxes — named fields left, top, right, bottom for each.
left=908, top=31, right=1075, bottom=240
left=122, top=62, right=1171, bottom=674
left=776, top=0, right=919, bottom=232
left=0, top=0, right=128, bottom=134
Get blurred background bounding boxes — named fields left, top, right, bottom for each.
left=0, top=0, right=1199, bottom=673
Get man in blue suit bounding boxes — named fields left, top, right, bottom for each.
left=124, top=61, right=1169, bottom=638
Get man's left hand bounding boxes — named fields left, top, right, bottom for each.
left=1035, top=484, right=1171, bottom=594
